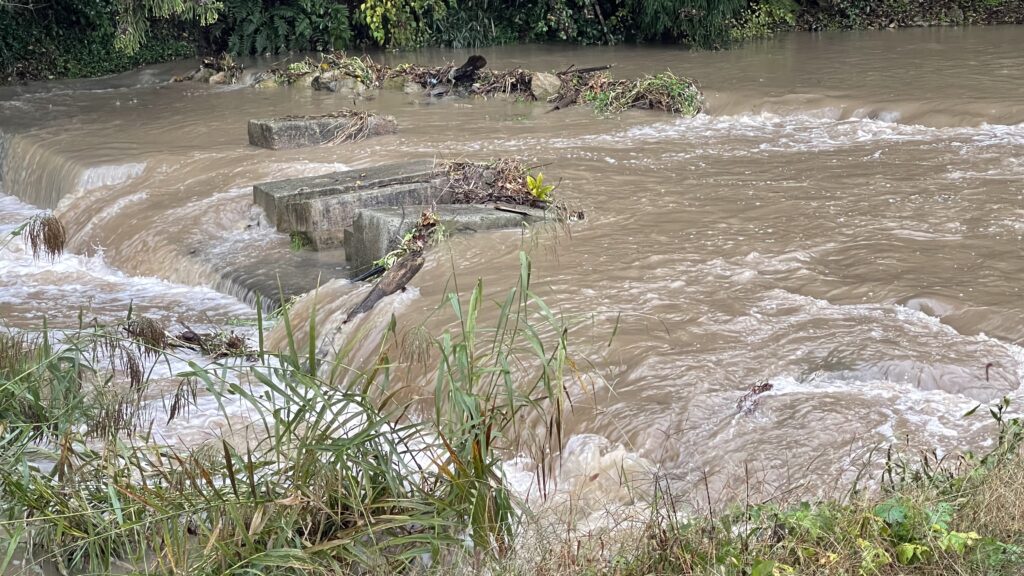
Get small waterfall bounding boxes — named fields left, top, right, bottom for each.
left=0, top=132, right=88, bottom=209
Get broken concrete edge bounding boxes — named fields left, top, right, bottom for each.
left=344, top=203, right=548, bottom=271
left=250, top=158, right=579, bottom=273
left=252, top=158, right=560, bottom=247
left=247, top=109, right=398, bottom=150
left=296, top=182, right=447, bottom=250
left=252, top=159, right=441, bottom=231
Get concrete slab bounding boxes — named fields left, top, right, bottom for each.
left=247, top=110, right=397, bottom=150
left=291, top=182, right=451, bottom=250
left=182, top=237, right=350, bottom=312
left=344, top=204, right=546, bottom=270
left=253, top=159, right=440, bottom=229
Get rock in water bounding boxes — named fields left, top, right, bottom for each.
left=531, top=72, right=562, bottom=101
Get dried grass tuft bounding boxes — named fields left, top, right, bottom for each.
left=472, top=68, right=535, bottom=99
left=23, top=212, right=66, bottom=261
left=123, top=316, right=168, bottom=354
left=441, top=158, right=542, bottom=206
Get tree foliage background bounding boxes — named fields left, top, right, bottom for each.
left=1, top=0, right=1022, bottom=83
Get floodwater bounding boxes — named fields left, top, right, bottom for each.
left=1, top=26, right=1023, bottom=519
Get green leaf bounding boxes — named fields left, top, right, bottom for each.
left=874, top=498, right=907, bottom=525
left=751, top=559, right=775, bottom=576
left=926, top=502, right=953, bottom=531
left=939, top=530, right=980, bottom=554
left=895, top=543, right=928, bottom=565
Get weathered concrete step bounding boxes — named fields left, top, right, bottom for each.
left=299, top=182, right=452, bottom=250
left=181, top=234, right=350, bottom=312
left=253, top=159, right=440, bottom=228
left=253, top=160, right=451, bottom=250
left=344, top=204, right=546, bottom=270
left=247, top=110, right=397, bottom=150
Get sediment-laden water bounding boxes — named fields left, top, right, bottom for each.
left=1, top=26, right=1023, bottom=516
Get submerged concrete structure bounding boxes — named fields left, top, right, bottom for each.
left=247, top=110, right=397, bottom=150
left=253, top=160, right=449, bottom=249
left=251, top=159, right=547, bottom=271
left=344, top=204, right=545, bottom=270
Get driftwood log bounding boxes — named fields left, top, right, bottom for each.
left=344, top=250, right=425, bottom=323
left=428, top=55, right=488, bottom=97
left=547, top=64, right=614, bottom=113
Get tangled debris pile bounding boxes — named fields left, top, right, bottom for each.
left=172, top=54, right=244, bottom=85
left=736, top=380, right=774, bottom=415
left=252, top=53, right=391, bottom=90
left=175, top=327, right=251, bottom=359
left=119, top=314, right=253, bottom=359
left=442, top=158, right=552, bottom=208
left=567, top=70, right=705, bottom=116
left=243, top=52, right=704, bottom=117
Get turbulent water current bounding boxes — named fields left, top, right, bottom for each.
left=1, top=26, right=1023, bottom=521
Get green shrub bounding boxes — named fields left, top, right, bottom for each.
left=0, top=0, right=194, bottom=82
left=629, top=0, right=747, bottom=48
left=212, top=0, right=353, bottom=55
left=730, top=0, right=797, bottom=41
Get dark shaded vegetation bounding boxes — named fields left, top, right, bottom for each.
left=0, top=0, right=194, bottom=82
left=2, top=0, right=1022, bottom=84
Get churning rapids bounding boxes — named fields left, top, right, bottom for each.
left=1, top=26, right=1023, bottom=522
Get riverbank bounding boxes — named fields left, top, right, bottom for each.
left=3, top=0, right=1023, bottom=84
left=2, top=24, right=1023, bottom=576
left=2, top=227, right=1024, bottom=575
left=3, top=265, right=1024, bottom=575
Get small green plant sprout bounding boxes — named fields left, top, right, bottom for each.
left=287, top=60, right=314, bottom=75
left=289, top=231, right=312, bottom=252
left=375, top=229, right=416, bottom=270
left=372, top=210, right=444, bottom=270
left=526, top=172, right=554, bottom=202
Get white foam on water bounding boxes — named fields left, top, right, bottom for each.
left=0, top=197, right=253, bottom=324
left=503, top=433, right=659, bottom=531
left=763, top=374, right=977, bottom=440
left=410, top=113, right=1024, bottom=174
left=77, top=162, right=146, bottom=191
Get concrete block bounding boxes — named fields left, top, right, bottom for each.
left=253, top=159, right=440, bottom=230
left=345, top=204, right=545, bottom=270
left=289, top=182, right=450, bottom=250
left=247, top=110, right=397, bottom=150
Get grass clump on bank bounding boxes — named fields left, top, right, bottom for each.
left=3, top=213, right=1023, bottom=575
left=578, top=71, right=705, bottom=116
left=518, top=403, right=1024, bottom=576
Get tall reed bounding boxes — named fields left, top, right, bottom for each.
left=0, top=251, right=573, bottom=575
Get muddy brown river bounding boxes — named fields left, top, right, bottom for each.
left=1, top=26, right=1023, bottom=518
